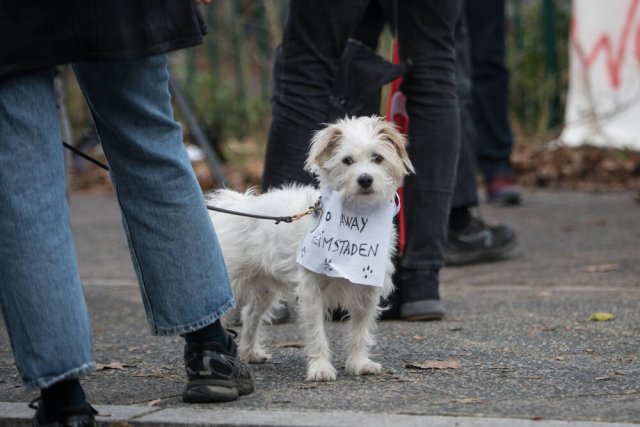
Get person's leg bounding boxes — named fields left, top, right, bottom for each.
left=0, top=69, right=95, bottom=421
left=396, top=0, right=463, bottom=320
left=261, top=0, right=371, bottom=323
left=465, top=0, right=521, bottom=204
left=72, top=55, right=251, bottom=402
left=262, top=0, right=371, bottom=190
left=446, top=3, right=517, bottom=265
left=450, top=10, right=479, bottom=213
left=73, top=56, right=232, bottom=335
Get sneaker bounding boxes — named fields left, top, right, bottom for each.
left=486, top=175, right=522, bottom=205
left=182, top=331, right=254, bottom=403
left=30, top=398, right=97, bottom=427
left=445, top=216, right=516, bottom=265
left=397, top=269, right=445, bottom=321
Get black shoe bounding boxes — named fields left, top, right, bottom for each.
left=379, top=283, right=401, bottom=320
left=445, top=216, right=516, bottom=266
left=182, top=331, right=254, bottom=403
left=30, top=398, right=97, bottom=427
left=397, top=269, right=445, bottom=321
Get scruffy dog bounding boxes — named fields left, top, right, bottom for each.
left=207, top=116, right=414, bottom=381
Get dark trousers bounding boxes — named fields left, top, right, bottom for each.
left=465, top=0, right=514, bottom=181
left=450, top=11, right=479, bottom=209
left=262, top=0, right=462, bottom=270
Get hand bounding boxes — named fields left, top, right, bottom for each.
left=193, top=0, right=212, bottom=4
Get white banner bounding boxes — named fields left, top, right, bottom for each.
left=561, top=0, right=640, bottom=149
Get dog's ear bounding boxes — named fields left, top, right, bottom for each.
left=305, top=123, right=343, bottom=173
left=378, top=120, right=415, bottom=175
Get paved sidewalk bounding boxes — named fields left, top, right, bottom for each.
left=1, top=190, right=639, bottom=426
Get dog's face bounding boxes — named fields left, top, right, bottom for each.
left=305, top=116, right=414, bottom=208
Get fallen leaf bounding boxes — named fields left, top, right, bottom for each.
left=96, top=362, right=130, bottom=371
left=584, top=263, right=620, bottom=273
left=455, top=397, right=484, bottom=404
left=269, top=340, right=304, bottom=348
left=527, top=325, right=556, bottom=335
left=488, top=366, right=515, bottom=372
left=147, top=399, right=162, bottom=407
left=405, top=360, right=462, bottom=370
left=589, top=312, right=615, bottom=321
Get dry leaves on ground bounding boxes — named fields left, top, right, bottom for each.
left=584, top=263, right=620, bottom=273
left=526, top=325, right=556, bottom=336
left=405, top=359, right=462, bottom=370
left=269, top=340, right=305, bottom=349
left=96, top=362, right=131, bottom=371
left=455, top=397, right=484, bottom=404
left=513, top=145, right=640, bottom=192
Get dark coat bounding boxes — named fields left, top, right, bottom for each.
left=0, top=1, right=207, bottom=78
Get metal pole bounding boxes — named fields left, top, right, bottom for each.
left=543, top=0, right=562, bottom=128
left=169, top=76, right=228, bottom=187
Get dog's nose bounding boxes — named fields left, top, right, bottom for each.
left=357, top=174, right=373, bottom=189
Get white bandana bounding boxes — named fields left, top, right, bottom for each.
left=296, top=187, right=398, bottom=287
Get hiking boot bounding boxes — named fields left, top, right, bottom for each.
left=182, top=331, right=254, bottom=403
left=30, top=398, right=97, bottom=427
left=486, top=175, right=522, bottom=205
left=397, top=268, right=445, bottom=321
left=445, top=216, right=516, bottom=265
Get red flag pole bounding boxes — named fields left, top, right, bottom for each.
left=385, top=40, right=409, bottom=255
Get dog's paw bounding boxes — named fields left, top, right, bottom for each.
left=306, top=360, right=337, bottom=382
left=346, top=358, right=382, bottom=376
left=243, top=350, right=272, bottom=364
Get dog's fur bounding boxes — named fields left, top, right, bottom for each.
left=207, top=116, right=414, bottom=381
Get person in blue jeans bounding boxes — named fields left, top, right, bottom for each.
left=0, top=2, right=252, bottom=425
left=262, top=0, right=463, bottom=321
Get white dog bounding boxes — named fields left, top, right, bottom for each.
left=207, top=116, right=414, bottom=381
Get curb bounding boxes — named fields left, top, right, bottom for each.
left=1, top=402, right=637, bottom=427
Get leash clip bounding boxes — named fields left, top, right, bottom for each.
left=283, top=197, right=323, bottom=224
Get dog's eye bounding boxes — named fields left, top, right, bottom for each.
left=372, top=154, right=384, bottom=164
left=342, top=156, right=354, bottom=166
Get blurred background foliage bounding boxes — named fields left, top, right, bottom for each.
left=69, top=0, right=635, bottom=193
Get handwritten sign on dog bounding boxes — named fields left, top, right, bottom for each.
left=296, top=188, right=397, bottom=287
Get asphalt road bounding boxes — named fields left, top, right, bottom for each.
left=1, top=189, right=638, bottom=425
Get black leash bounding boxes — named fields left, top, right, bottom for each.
left=63, top=142, right=321, bottom=224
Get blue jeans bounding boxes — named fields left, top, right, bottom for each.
left=0, top=54, right=234, bottom=390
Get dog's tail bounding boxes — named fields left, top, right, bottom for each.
left=205, top=188, right=258, bottom=210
